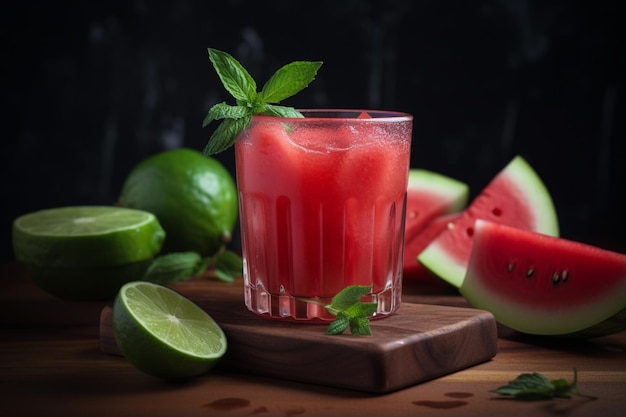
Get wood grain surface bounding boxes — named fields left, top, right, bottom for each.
left=99, top=279, right=498, bottom=393
left=2, top=262, right=625, bottom=417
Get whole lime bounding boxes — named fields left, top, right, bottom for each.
left=119, top=148, right=238, bottom=256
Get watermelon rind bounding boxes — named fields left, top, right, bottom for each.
left=403, top=169, right=469, bottom=283
left=461, top=220, right=626, bottom=336
left=407, top=169, right=469, bottom=216
left=563, top=307, right=626, bottom=338
left=418, top=155, right=559, bottom=288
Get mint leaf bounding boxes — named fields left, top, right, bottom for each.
left=202, top=102, right=250, bottom=128
left=344, top=301, right=378, bottom=318
left=208, top=48, right=257, bottom=102
left=203, top=48, right=323, bottom=155
left=327, top=285, right=372, bottom=313
left=213, top=250, right=244, bottom=283
left=551, top=378, right=574, bottom=397
left=491, top=369, right=597, bottom=401
left=325, top=313, right=350, bottom=335
left=349, top=316, right=372, bottom=336
left=143, top=252, right=208, bottom=285
left=257, top=103, right=304, bottom=118
left=299, top=285, right=377, bottom=336
left=203, top=114, right=252, bottom=155
left=258, top=61, right=323, bottom=103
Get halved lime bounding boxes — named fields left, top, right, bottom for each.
left=23, top=260, right=153, bottom=301
left=112, top=281, right=227, bottom=379
left=12, top=206, right=165, bottom=300
left=12, top=206, right=165, bottom=268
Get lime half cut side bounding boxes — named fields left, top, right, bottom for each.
left=12, top=206, right=165, bottom=268
left=112, top=281, right=227, bottom=379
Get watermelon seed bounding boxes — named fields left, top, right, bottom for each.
left=552, top=272, right=561, bottom=286
left=561, top=270, right=569, bottom=283
left=466, top=227, right=474, bottom=237
left=507, top=262, right=515, bottom=273
left=526, top=268, right=534, bottom=278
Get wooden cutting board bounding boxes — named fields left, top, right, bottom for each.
left=99, top=279, right=497, bottom=394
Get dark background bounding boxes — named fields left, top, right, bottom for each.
left=2, top=0, right=624, bottom=263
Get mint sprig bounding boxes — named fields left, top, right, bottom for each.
left=491, top=368, right=597, bottom=401
left=304, top=285, right=378, bottom=336
left=202, top=48, right=323, bottom=155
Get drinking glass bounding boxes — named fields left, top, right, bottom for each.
left=235, top=110, right=413, bottom=320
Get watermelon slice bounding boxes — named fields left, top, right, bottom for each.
left=402, top=170, right=468, bottom=284
left=405, top=169, right=469, bottom=236
left=418, top=156, right=559, bottom=288
left=461, top=220, right=626, bottom=336
left=403, top=213, right=459, bottom=284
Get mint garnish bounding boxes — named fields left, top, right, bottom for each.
left=202, top=48, right=323, bottom=155
left=491, top=368, right=597, bottom=401
left=304, top=285, right=378, bottom=336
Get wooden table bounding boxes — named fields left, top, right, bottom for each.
left=1, top=261, right=625, bottom=417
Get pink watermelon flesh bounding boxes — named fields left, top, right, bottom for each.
left=462, top=220, right=626, bottom=336
left=403, top=213, right=459, bottom=285
left=402, top=170, right=468, bottom=284
left=418, top=156, right=559, bottom=288
left=404, top=169, right=469, bottom=237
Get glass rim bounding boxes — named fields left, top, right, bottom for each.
left=251, top=109, right=413, bottom=122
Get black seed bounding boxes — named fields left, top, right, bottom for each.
left=526, top=268, right=534, bottom=278
left=562, top=270, right=569, bottom=283
left=552, top=272, right=561, bottom=286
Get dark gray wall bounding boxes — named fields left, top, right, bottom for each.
left=3, top=0, right=624, bottom=263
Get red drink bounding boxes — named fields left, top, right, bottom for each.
left=235, top=110, right=412, bottom=320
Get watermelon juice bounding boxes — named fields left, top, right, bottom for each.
left=235, top=110, right=413, bottom=320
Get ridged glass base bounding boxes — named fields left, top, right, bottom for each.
left=244, top=279, right=402, bottom=321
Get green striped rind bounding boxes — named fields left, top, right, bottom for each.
left=560, top=307, right=626, bottom=338
left=460, top=264, right=626, bottom=338
left=408, top=169, right=469, bottom=213
left=112, top=281, right=227, bottom=379
left=418, top=156, right=559, bottom=288
left=462, top=268, right=626, bottom=335
left=503, top=156, right=559, bottom=236
left=417, top=234, right=466, bottom=287
left=12, top=206, right=165, bottom=267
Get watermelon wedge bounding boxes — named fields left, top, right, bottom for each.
left=405, top=169, right=469, bottom=236
left=402, top=170, right=468, bottom=284
left=418, top=156, right=559, bottom=288
left=461, top=220, right=626, bottom=336
left=403, top=213, right=459, bottom=284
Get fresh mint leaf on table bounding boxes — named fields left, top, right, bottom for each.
left=304, top=285, right=378, bottom=336
left=202, top=47, right=323, bottom=155
left=491, top=368, right=597, bottom=401
left=142, top=250, right=243, bottom=285
left=211, top=249, right=244, bottom=283
left=142, top=252, right=209, bottom=284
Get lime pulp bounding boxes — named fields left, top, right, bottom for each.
left=112, top=281, right=227, bottom=379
